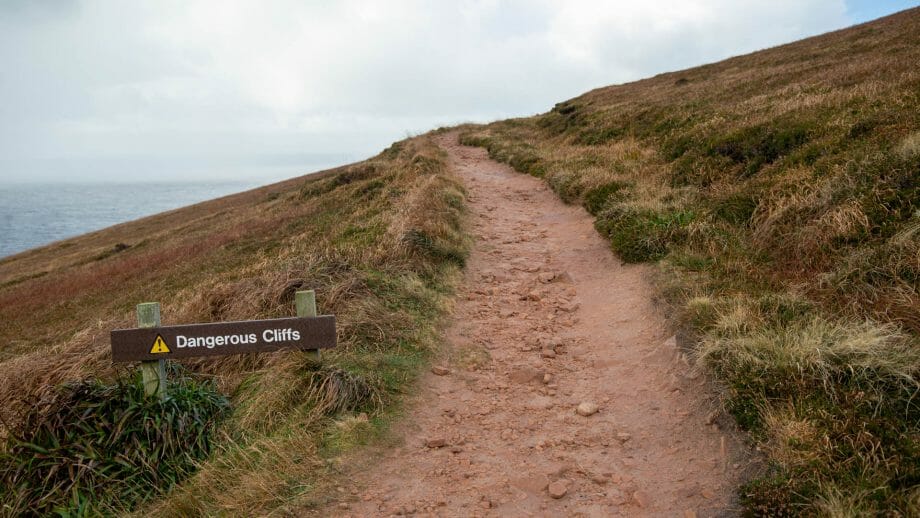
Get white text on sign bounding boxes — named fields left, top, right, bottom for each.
left=176, top=328, right=302, bottom=349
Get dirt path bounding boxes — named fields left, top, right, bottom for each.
left=327, top=134, right=749, bottom=517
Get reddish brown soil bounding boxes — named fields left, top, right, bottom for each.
left=322, top=133, right=751, bottom=517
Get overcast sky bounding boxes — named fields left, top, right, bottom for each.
left=0, top=0, right=915, bottom=183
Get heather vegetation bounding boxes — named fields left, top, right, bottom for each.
left=0, top=136, right=468, bottom=514
left=461, top=9, right=920, bottom=514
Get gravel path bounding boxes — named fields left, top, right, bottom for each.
left=324, top=133, right=750, bottom=517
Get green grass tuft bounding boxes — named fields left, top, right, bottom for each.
left=583, top=181, right=630, bottom=215
left=595, top=207, right=695, bottom=263
left=0, top=368, right=229, bottom=515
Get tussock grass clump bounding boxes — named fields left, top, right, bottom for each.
left=0, top=370, right=229, bottom=515
left=595, top=206, right=695, bottom=263
left=583, top=181, right=630, bottom=215
left=711, top=193, right=759, bottom=226
left=897, top=131, right=920, bottom=158
left=707, top=120, right=812, bottom=177
left=303, top=366, right=379, bottom=416
left=699, top=310, right=918, bottom=388
left=460, top=8, right=920, bottom=513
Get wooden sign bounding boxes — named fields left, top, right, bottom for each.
left=111, top=315, right=336, bottom=362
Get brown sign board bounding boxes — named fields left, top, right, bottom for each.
left=110, top=315, right=336, bottom=362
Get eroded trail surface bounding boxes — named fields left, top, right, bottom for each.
left=333, top=134, right=748, bottom=517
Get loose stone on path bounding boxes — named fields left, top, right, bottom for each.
left=547, top=480, right=569, bottom=499
left=577, top=402, right=599, bottom=416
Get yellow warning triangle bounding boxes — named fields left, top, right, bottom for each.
left=150, top=334, right=171, bottom=354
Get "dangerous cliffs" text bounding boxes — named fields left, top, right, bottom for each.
left=176, top=328, right=302, bottom=349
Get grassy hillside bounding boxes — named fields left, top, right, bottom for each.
left=461, top=8, right=920, bottom=515
left=0, top=136, right=468, bottom=514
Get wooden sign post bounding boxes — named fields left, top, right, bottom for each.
left=296, top=289, right=321, bottom=361
left=112, top=290, right=336, bottom=398
left=137, top=302, right=167, bottom=400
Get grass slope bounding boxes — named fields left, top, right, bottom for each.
left=461, top=8, right=920, bottom=515
left=0, top=135, right=468, bottom=515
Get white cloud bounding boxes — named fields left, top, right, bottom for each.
left=0, top=0, right=853, bottom=182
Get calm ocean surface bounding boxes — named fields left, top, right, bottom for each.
left=0, top=181, right=262, bottom=258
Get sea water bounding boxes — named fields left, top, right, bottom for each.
left=0, top=181, right=261, bottom=258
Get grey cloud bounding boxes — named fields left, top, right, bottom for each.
left=0, top=1, right=862, bottom=183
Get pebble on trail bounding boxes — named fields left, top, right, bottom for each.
left=576, top=402, right=599, bottom=416
left=425, top=438, right=448, bottom=448
left=547, top=480, right=569, bottom=499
